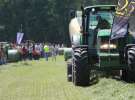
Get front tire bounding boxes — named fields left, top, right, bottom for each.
left=72, top=47, right=90, bottom=86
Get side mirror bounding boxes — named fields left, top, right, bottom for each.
left=70, top=10, right=76, bottom=18
left=81, top=6, right=84, bottom=12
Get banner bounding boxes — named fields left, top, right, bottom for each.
left=111, top=0, right=135, bottom=40
left=16, top=32, right=24, bottom=44
left=111, top=16, right=129, bottom=40
left=129, top=5, right=135, bottom=38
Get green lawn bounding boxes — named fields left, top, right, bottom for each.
left=0, top=56, right=135, bottom=100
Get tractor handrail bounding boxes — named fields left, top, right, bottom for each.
left=84, top=5, right=116, bottom=10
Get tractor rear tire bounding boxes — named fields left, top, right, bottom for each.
left=72, top=48, right=90, bottom=86
left=122, top=47, right=135, bottom=82
left=128, top=47, right=135, bottom=69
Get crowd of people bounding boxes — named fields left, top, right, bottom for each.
left=0, top=42, right=64, bottom=65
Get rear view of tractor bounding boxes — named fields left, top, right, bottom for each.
left=68, top=3, right=135, bottom=86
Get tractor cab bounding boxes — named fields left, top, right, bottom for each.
left=88, top=7, right=114, bottom=49
left=86, top=5, right=129, bottom=69
left=83, top=5, right=125, bottom=69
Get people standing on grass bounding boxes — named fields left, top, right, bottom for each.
left=0, top=47, right=2, bottom=65
left=34, top=43, right=41, bottom=60
left=0, top=45, right=6, bottom=65
left=51, top=45, right=57, bottom=61
left=0, top=42, right=62, bottom=65
left=1, top=47, right=6, bottom=64
left=22, top=45, right=28, bottom=60
left=40, top=43, right=44, bottom=58
left=0, top=47, right=4, bottom=65
left=44, top=44, right=49, bottom=61
left=32, top=45, right=38, bottom=60
left=28, top=44, right=33, bottom=60
left=55, top=44, right=59, bottom=55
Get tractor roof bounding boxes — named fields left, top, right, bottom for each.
left=84, top=5, right=116, bottom=10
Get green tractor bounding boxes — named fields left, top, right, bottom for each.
left=69, top=5, right=135, bottom=86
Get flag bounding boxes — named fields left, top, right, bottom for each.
left=16, top=32, right=24, bottom=44
left=111, top=16, right=129, bottom=40
left=111, top=0, right=135, bottom=40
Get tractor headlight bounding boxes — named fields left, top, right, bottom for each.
left=100, top=44, right=108, bottom=49
left=100, top=44, right=117, bottom=49
left=109, top=44, right=117, bottom=49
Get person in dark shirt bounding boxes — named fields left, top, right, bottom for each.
left=93, top=15, right=111, bottom=46
left=95, top=15, right=111, bottom=30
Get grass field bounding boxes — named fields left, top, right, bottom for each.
left=0, top=56, right=135, bottom=100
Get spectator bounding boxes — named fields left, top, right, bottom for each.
left=93, top=15, right=111, bottom=46
left=44, top=44, right=49, bottom=61
left=0, top=47, right=5, bottom=65
left=22, top=46, right=28, bottom=60
left=28, top=44, right=33, bottom=60
left=32, top=45, right=38, bottom=60
left=55, top=44, right=59, bottom=55
left=33, top=44, right=40, bottom=60
left=0, top=47, right=2, bottom=65
left=51, top=45, right=57, bottom=61
left=40, top=43, right=44, bottom=57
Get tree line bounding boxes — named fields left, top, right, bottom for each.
left=0, top=0, right=117, bottom=45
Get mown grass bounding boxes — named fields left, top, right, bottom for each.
left=0, top=56, right=135, bottom=100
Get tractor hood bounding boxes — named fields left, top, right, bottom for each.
left=98, top=29, right=111, bottom=37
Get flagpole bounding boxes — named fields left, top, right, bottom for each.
left=20, top=24, right=22, bottom=33
left=17, top=24, right=24, bottom=44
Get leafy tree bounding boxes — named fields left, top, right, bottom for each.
left=0, top=0, right=117, bottom=45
